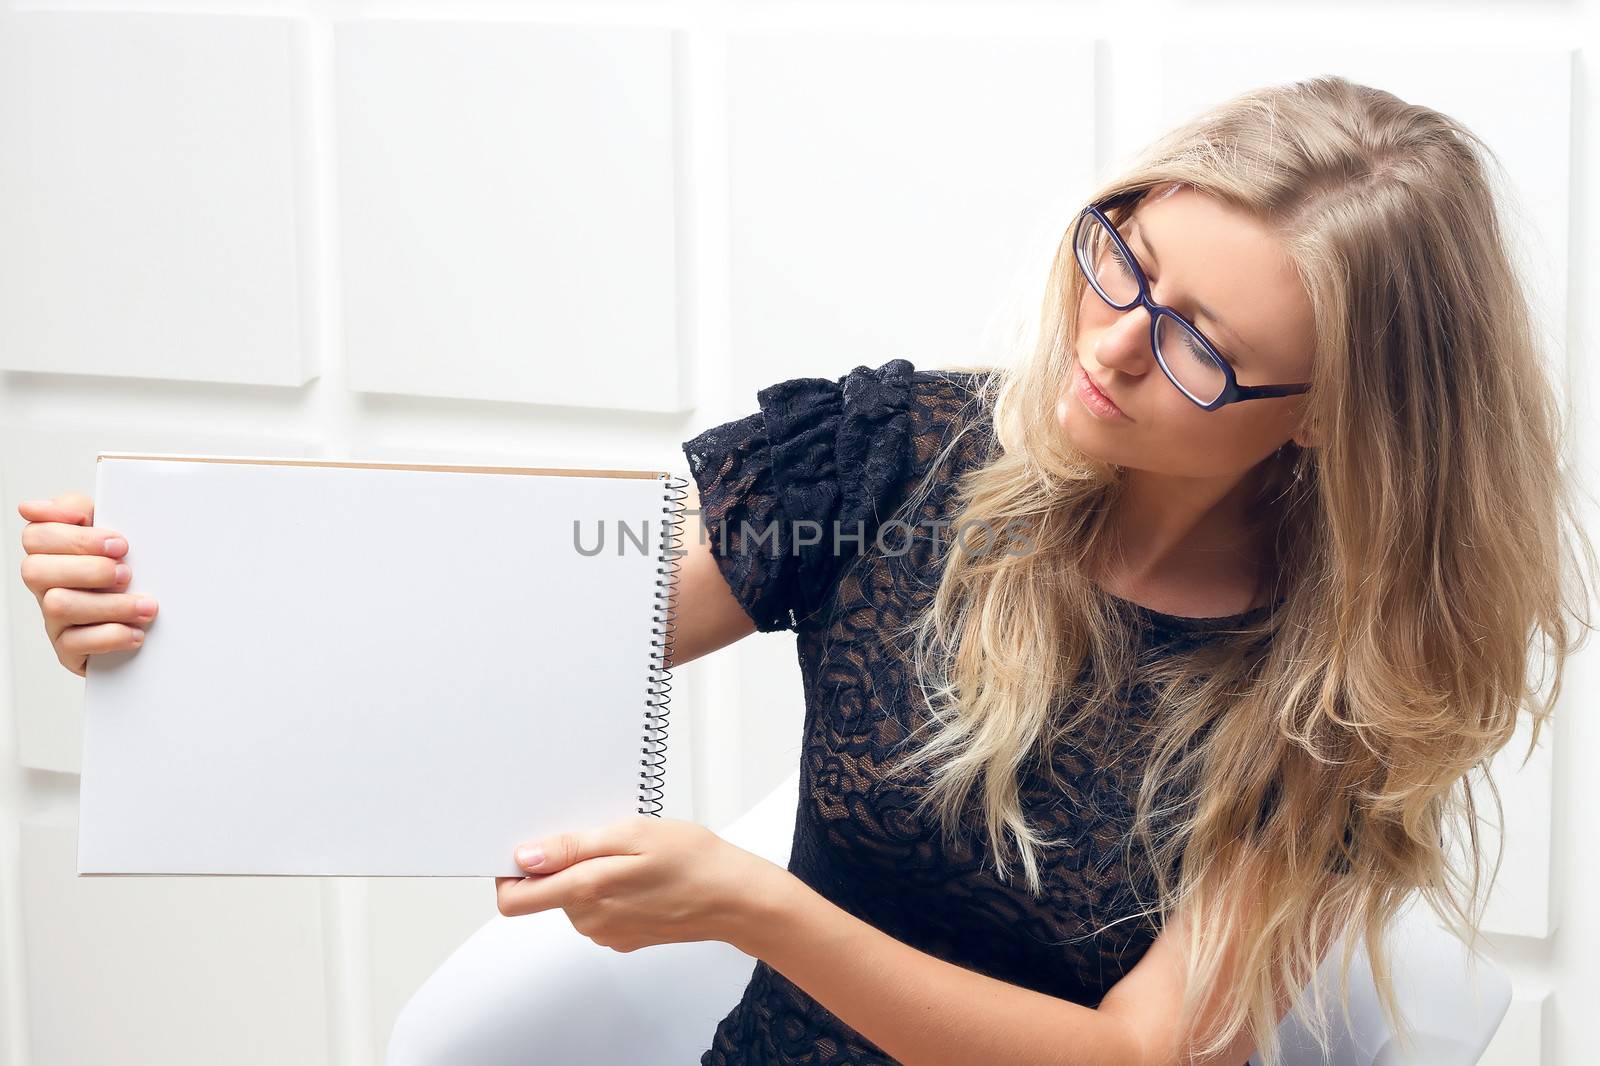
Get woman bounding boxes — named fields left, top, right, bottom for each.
left=21, top=75, right=1594, bottom=1065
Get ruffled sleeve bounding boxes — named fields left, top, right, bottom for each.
left=680, top=358, right=917, bottom=633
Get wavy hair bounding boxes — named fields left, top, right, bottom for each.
left=866, top=75, right=1596, bottom=1064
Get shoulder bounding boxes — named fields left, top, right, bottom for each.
left=680, top=357, right=1000, bottom=507
left=677, top=358, right=1001, bottom=633
left=772, top=358, right=999, bottom=500
left=753, top=358, right=995, bottom=428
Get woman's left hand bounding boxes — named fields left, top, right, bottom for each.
left=495, top=815, right=789, bottom=954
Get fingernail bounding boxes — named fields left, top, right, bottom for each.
left=104, top=537, right=127, bottom=555
left=129, top=629, right=144, bottom=643
left=135, top=598, right=156, bottom=617
left=516, top=845, right=544, bottom=869
left=114, top=564, right=129, bottom=583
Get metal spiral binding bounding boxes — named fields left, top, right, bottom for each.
left=639, top=471, right=687, bottom=816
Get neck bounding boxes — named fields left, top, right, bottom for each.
left=1098, top=460, right=1275, bottom=605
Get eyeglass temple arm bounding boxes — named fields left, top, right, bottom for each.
left=1098, top=189, right=1145, bottom=211
left=1235, top=382, right=1312, bottom=400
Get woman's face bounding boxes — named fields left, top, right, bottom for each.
left=1056, top=183, right=1318, bottom=477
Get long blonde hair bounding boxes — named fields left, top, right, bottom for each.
left=867, top=75, right=1597, bottom=1064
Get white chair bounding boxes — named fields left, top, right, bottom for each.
left=1248, top=893, right=1512, bottom=1066
left=386, top=770, right=1512, bottom=1066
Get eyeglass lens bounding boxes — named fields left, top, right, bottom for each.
left=1074, top=212, right=1228, bottom=406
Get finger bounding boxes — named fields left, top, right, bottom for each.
left=40, top=587, right=157, bottom=630
left=21, top=521, right=128, bottom=558
left=495, top=867, right=571, bottom=918
left=513, top=816, right=649, bottom=874
left=56, top=620, right=147, bottom=659
left=20, top=553, right=130, bottom=598
left=495, top=855, right=632, bottom=918
left=17, top=493, right=93, bottom=526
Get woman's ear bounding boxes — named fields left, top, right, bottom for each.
left=1290, top=413, right=1322, bottom=450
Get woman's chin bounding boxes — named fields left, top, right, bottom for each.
left=1057, top=395, right=1118, bottom=462
left=1056, top=392, right=1090, bottom=437
left=1056, top=389, right=1085, bottom=428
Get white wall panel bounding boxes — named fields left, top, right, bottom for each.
left=726, top=30, right=1098, bottom=395
left=19, top=818, right=329, bottom=1066
left=350, top=424, right=675, bottom=474
left=734, top=632, right=806, bottom=810
left=1477, top=716, right=1558, bottom=938
left=1145, top=44, right=1573, bottom=438
left=0, top=11, right=309, bottom=388
left=1, top=426, right=317, bottom=773
left=335, top=20, right=684, bottom=414
left=367, top=877, right=499, bottom=1063
left=1480, top=991, right=1549, bottom=1066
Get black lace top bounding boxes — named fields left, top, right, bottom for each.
left=681, top=358, right=1273, bottom=1066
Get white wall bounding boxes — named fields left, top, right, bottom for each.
left=0, top=1, right=1593, bottom=1064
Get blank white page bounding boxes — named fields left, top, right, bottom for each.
left=78, top=454, right=672, bottom=877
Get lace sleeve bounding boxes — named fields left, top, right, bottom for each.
left=680, top=358, right=917, bottom=633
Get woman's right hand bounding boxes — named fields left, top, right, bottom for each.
left=18, top=492, right=159, bottom=678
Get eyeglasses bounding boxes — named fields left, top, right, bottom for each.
left=1072, top=191, right=1312, bottom=411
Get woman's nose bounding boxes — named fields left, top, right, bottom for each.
left=1093, top=305, right=1155, bottom=374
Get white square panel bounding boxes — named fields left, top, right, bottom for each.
left=0, top=11, right=309, bottom=386
left=1476, top=715, right=1557, bottom=938
left=336, top=20, right=683, bottom=413
left=20, top=818, right=329, bottom=1066
left=1480, top=991, right=1548, bottom=1066
left=1146, top=45, right=1572, bottom=414
left=369, top=876, right=500, bottom=1063
left=726, top=30, right=1097, bottom=392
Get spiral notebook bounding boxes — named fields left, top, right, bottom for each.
left=77, top=453, right=686, bottom=878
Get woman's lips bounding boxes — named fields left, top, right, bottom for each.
left=1074, top=363, right=1129, bottom=421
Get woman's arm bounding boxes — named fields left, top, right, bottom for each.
left=664, top=478, right=758, bottom=668
left=731, top=863, right=1315, bottom=1066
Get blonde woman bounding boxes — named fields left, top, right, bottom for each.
left=21, top=75, right=1594, bottom=1065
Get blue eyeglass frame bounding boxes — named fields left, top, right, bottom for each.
left=1074, top=189, right=1312, bottom=411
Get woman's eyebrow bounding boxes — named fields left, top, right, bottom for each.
left=1128, top=219, right=1259, bottom=360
